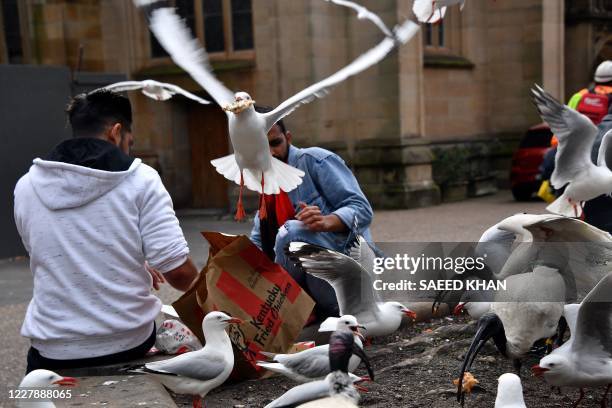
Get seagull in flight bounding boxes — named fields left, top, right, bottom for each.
left=325, top=0, right=394, bottom=38
left=101, top=79, right=210, bottom=105
left=413, top=0, right=465, bottom=24
left=532, top=85, right=612, bottom=218
left=287, top=238, right=417, bottom=338
left=140, top=2, right=419, bottom=221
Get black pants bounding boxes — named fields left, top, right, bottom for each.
left=26, top=324, right=156, bottom=374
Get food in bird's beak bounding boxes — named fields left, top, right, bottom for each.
left=453, top=302, right=466, bottom=316
left=453, top=372, right=479, bottom=393
left=403, top=308, right=417, bottom=320
left=223, top=98, right=255, bottom=114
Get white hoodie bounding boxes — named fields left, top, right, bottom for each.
left=14, top=157, right=189, bottom=359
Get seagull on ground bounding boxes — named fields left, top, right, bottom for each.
left=138, top=311, right=241, bottom=408
left=265, top=324, right=371, bottom=408
left=532, top=272, right=612, bottom=407
left=287, top=239, right=417, bottom=338
left=18, top=370, right=77, bottom=408
left=494, top=373, right=527, bottom=408
left=101, top=79, right=210, bottom=104
left=139, top=3, right=419, bottom=220
left=532, top=85, right=612, bottom=218
left=257, top=315, right=373, bottom=383
left=413, top=0, right=465, bottom=24
left=441, top=213, right=612, bottom=318
left=457, top=265, right=566, bottom=405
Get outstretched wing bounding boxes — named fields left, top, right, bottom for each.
left=326, top=0, right=393, bottom=37
left=262, top=19, right=419, bottom=132
left=531, top=85, right=599, bottom=189
left=160, top=82, right=211, bottom=105
left=572, top=272, right=612, bottom=360
left=147, top=7, right=234, bottom=108
left=286, top=242, right=380, bottom=316
left=597, top=129, right=612, bottom=170
left=103, top=81, right=145, bottom=92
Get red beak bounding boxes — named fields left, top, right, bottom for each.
left=351, top=325, right=366, bottom=341
left=53, top=377, right=78, bottom=386
left=453, top=302, right=466, bottom=316
left=403, top=309, right=417, bottom=320
left=531, top=364, right=549, bottom=377
left=227, top=317, right=243, bottom=324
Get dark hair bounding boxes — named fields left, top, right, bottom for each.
left=66, top=89, right=132, bottom=138
left=255, top=105, right=287, bottom=134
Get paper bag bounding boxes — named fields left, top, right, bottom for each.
left=173, top=232, right=315, bottom=379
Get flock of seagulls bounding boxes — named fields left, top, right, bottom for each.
left=22, top=1, right=610, bottom=407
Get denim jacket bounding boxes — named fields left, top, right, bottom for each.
left=250, top=145, right=373, bottom=248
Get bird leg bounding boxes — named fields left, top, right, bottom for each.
left=192, top=395, right=203, bottom=408
left=258, top=173, right=267, bottom=220
left=235, top=171, right=246, bottom=221
left=572, top=388, right=585, bottom=408
left=427, top=1, right=436, bottom=22
left=600, top=384, right=611, bottom=408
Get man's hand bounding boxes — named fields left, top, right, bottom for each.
left=145, top=261, right=166, bottom=290
left=296, top=202, right=347, bottom=232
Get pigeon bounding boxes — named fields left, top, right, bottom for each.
left=101, top=79, right=210, bottom=104
left=494, top=373, right=527, bottom=408
left=17, top=370, right=77, bottom=408
left=531, top=85, right=612, bottom=218
left=287, top=239, right=417, bottom=338
left=139, top=3, right=419, bottom=220
left=265, top=323, right=371, bottom=407
left=257, top=315, right=373, bottom=383
left=413, top=0, right=465, bottom=24
left=532, top=272, right=612, bottom=407
left=139, top=311, right=242, bottom=408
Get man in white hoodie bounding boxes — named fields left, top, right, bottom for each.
left=14, top=90, right=198, bottom=372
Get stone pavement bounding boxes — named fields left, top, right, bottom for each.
left=0, top=190, right=545, bottom=405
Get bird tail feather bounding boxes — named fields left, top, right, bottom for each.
left=258, top=351, right=277, bottom=360
left=412, top=0, right=446, bottom=23
left=318, top=317, right=339, bottom=332
left=211, top=155, right=304, bottom=195
left=261, top=158, right=305, bottom=195
left=211, top=154, right=242, bottom=185
left=546, top=193, right=581, bottom=217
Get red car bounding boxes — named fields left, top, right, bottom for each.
left=510, top=123, right=553, bottom=201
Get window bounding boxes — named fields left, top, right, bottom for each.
left=150, top=0, right=254, bottom=60
left=150, top=0, right=196, bottom=58
left=424, top=21, right=445, bottom=48
left=2, top=0, right=23, bottom=63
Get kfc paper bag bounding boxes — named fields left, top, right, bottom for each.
left=173, top=232, right=315, bottom=379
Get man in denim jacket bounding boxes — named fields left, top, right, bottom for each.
left=250, top=109, right=373, bottom=320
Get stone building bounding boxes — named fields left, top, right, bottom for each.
left=1, top=0, right=611, bottom=211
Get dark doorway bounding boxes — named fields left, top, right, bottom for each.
left=187, top=104, right=230, bottom=209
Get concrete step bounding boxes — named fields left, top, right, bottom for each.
left=56, top=375, right=177, bottom=408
